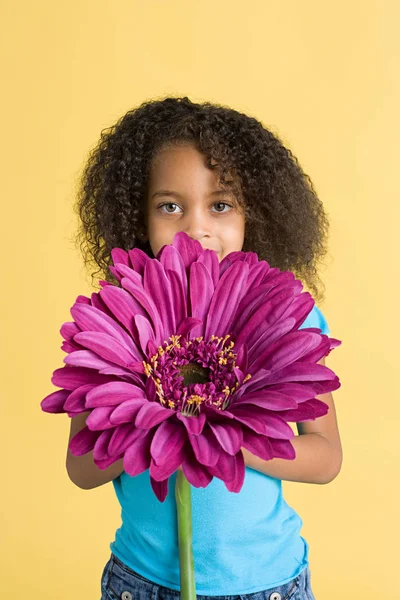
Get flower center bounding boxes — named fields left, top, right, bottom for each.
left=142, top=333, right=251, bottom=414
left=179, top=363, right=209, bottom=386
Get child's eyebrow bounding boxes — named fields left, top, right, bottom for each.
left=151, top=189, right=233, bottom=200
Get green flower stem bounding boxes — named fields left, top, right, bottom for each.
left=175, top=470, right=196, bottom=600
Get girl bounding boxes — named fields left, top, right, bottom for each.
left=67, top=96, right=342, bottom=600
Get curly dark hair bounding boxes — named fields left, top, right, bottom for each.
left=72, top=95, right=330, bottom=302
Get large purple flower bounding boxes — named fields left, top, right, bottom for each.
left=41, top=232, right=341, bottom=501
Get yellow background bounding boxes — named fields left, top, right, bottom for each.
left=1, top=1, right=398, bottom=598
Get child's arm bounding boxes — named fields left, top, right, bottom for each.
left=66, top=412, right=124, bottom=489
left=241, top=356, right=343, bottom=484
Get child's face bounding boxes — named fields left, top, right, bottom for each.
left=144, top=144, right=245, bottom=262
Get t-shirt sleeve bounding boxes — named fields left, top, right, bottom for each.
left=300, top=304, right=331, bottom=335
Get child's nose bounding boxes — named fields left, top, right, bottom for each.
left=183, top=212, right=213, bottom=240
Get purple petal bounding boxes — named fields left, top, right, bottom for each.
left=145, top=376, right=157, bottom=402
left=69, top=426, right=99, bottom=456
left=203, top=405, right=235, bottom=421
left=111, top=247, right=129, bottom=267
left=305, top=377, right=341, bottom=395
left=223, top=452, right=245, bottom=493
left=41, top=389, right=70, bottom=413
left=280, top=398, right=329, bottom=422
left=123, top=432, right=152, bottom=476
left=93, top=428, right=114, bottom=460
left=233, top=283, right=278, bottom=333
left=248, top=318, right=297, bottom=363
left=296, top=336, right=332, bottom=364
left=108, top=424, right=148, bottom=456
left=270, top=438, right=296, bottom=460
left=112, top=263, right=143, bottom=286
left=63, top=350, right=118, bottom=370
left=143, top=260, right=175, bottom=338
left=134, top=314, right=156, bottom=354
left=150, top=476, right=169, bottom=502
left=171, top=231, right=203, bottom=269
left=135, top=403, right=174, bottom=429
left=261, top=268, right=296, bottom=288
left=219, top=251, right=246, bottom=275
left=282, top=293, right=315, bottom=330
left=167, top=268, right=187, bottom=327
left=176, top=317, right=203, bottom=338
left=235, top=390, right=298, bottom=411
left=245, top=261, right=271, bottom=289
left=251, top=331, right=322, bottom=373
left=90, top=291, right=118, bottom=320
left=60, top=321, right=80, bottom=342
left=235, top=342, right=248, bottom=373
left=181, top=450, right=213, bottom=488
left=128, top=361, right=147, bottom=374
left=109, top=399, right=145, bottom=424
left=86, top=406, right=115, bottom=430
left=244, top=252, right=259, bottom=265
left=86, top=382, right=146, bottom=408
left=73, top=331, right=139, bottom=368
left=99, top=285, right=148, bottom=340
left=232, top=406, right=294, bottom=439
left=150, top=420, right=186, bottom=466
left=62, top=340, right=81, bottom=353
left=176, top=412, right=206, bottom=435
left=229, top=412, right=268, bottom=435
left=308, top=398, right=329, bottom=418
left=75, top=295, right=91, bottom=305
left=234, top=287, right=296, bottom=351
left=159, top=244, right=187, bottom=282
left=208, top=420, right=243, bottom=455
left=98, top=367, right=144, bottom=384
left=264, top=362, right=338, bottom=384
left=128, top=247, right=152, bottom=276
left=261, top=382, right=319, bottom=402
left=51, top=366, right=115, bottom=391
left=233, top=367, right=245, bottom=387
left=150, top=444, right=186, bottom=481
left=205, top=261, right=249, bottom=339
left=64, top=384, right=96, bottom=411
left=189, top=262, right=214, bottom=338
left=188, top=427, right=222, bottom=467
left=208, top=449, right=245, bottom=492
left=234, top=369, right=272, bottom=400
left=95, top=454, right=124, bottom=470
left=241, top=428, right=274, bottom=461
left=197, top=249, right=220, bottom=288
left=121, top=277, right=164, bottom=344
left=108, top=266, right=122, bottom=283
left=70, top=303, right=140, bottom=357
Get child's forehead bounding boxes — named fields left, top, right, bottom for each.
left=148, top=143, right=237, bottom=187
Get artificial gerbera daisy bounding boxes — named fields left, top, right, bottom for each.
left=41, top=231, right=341, bottom=503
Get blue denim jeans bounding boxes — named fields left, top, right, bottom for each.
left=100, top=552, right=317, bottom=600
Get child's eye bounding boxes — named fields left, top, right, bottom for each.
left=158, top=203, right=182, bottom=214
left=212, top=202, right=232, bottom=213
left=157, top=201, right=233, bottom=215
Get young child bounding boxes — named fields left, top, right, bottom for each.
left=67, top=96, right=342, bottom=600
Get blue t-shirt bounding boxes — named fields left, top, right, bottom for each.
left=109, top=305, right=330, bottom=595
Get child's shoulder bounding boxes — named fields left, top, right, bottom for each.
left=300, top=304, right=331, bottom=335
